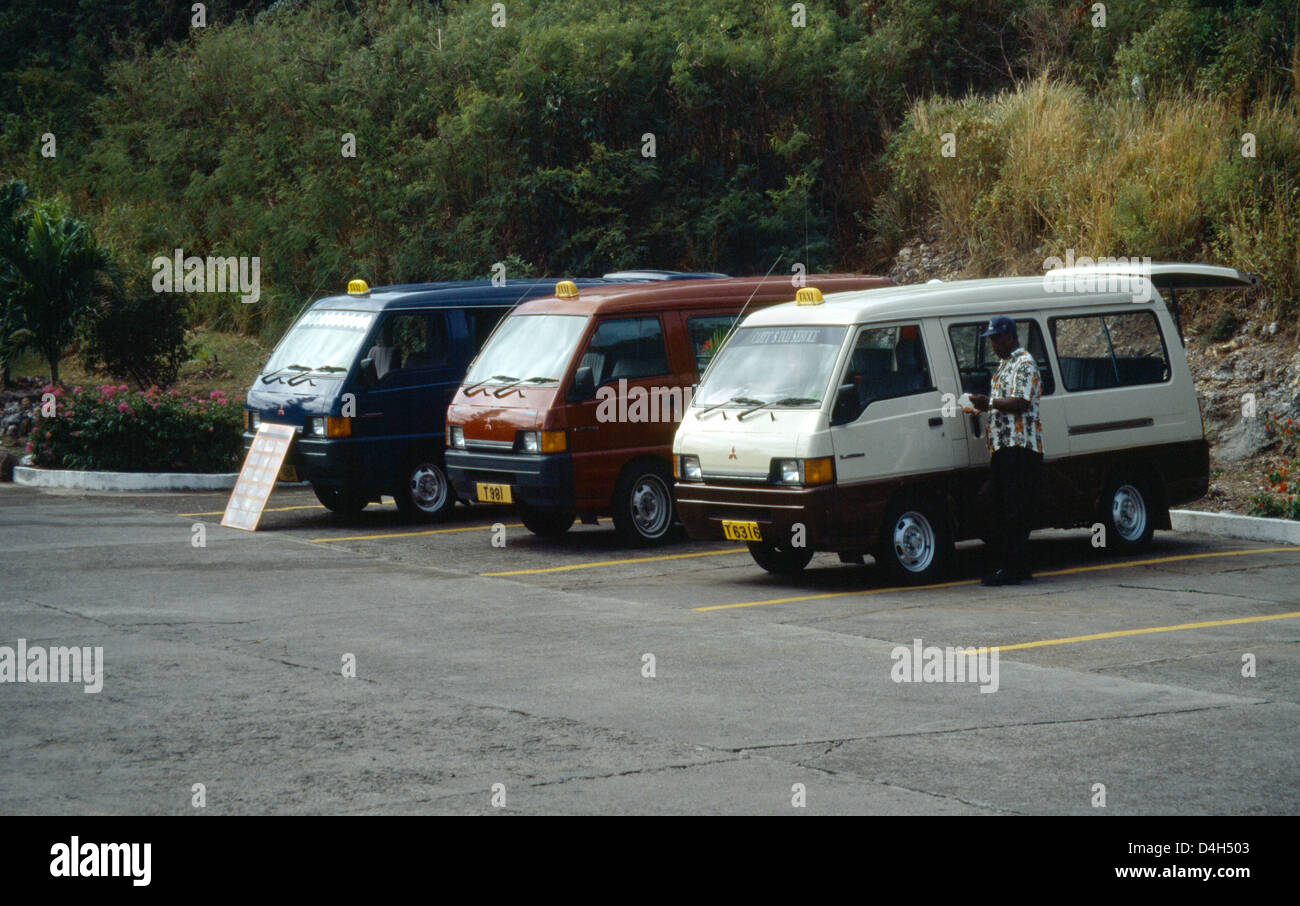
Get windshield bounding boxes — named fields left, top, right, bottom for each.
left=694, top=325, right=848, bottom=408
left=263, top=310, right=375, bottom=375
left=464, top=314, right=589, bottom=386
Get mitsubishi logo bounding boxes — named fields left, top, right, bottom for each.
left=277, top=404, right=285, bottom=416
left=728, top=446, right=737, bottom=460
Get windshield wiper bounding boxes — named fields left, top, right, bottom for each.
left=465, top=374, right=517, bottom=396
left=738, top=397, right=820, bottom=420
left=260, top=364, right=312, bottom=384
left=699, top=395, right=764, bottom=416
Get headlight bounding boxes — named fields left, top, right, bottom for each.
left=517, top=430, right=566, bottom=453
left=306, top=416, right=351, bottom=438
left=772, top=456, right=834, bottom=486
left=246, top=409, right=261, bottom=431
left=448, top=425, right=465, bottom=449
left=678, top=454, right=702, bottom=481
left=777, top=459, right=801, bottom=484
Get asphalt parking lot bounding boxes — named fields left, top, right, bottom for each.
left=3, top=483, right=1298, bottom=815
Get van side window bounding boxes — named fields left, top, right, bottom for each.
left=1051, top=312, right=1169, bottom=391
left=370, top=311, right=449, bottom=379
left=466, top=308, right=508, bottom=354
left=947, top=319, right=1055, bottom=396
left=686, top=315, right=737, bottom=375
left=580, top=317, right=669, bottom=385
left=834, top=324, right=932, bottom=422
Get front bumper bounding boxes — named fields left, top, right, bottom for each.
left=674, top=481, right=843, bottom=549
left=446, top=448, right=575, bottom=510
left=241, top=431, right=365, bottom=487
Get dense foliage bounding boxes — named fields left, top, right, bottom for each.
left=28, top=384, right=244, bottom=472
left=1, top=0, right=1296, bottom=334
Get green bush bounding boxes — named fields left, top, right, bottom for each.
left=28, top=384, right=244, bottom=473
left=79, top=278, right=191, bottom=389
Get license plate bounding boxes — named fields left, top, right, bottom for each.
left=722, top=520, right=762, bottom=542
left=476, top=482, right=513, bottom=504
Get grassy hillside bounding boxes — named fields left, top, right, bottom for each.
left=1, top=0, right=1297, bottom=338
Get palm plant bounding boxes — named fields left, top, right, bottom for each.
left=0, top=182, right=116, bottom=385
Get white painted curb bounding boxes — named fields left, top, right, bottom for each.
left=13, top=466, right=238, bottom=492
left=1170, top=509, right=1300, bottom=545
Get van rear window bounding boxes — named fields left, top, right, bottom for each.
left=1050, top=312, right=1169, bottom=391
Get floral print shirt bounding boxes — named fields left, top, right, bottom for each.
left=987, top=347, right=1043, bottom=454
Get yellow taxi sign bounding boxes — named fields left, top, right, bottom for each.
left=347, top=279, right=370, bottom=295
left=555, top=280, right=579, bottom=298
left=795, top=287, right=824, bottom=305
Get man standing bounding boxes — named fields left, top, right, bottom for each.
left=969, top=316, right=1043, bottom=587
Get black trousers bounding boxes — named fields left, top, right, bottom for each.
left=990, top=446, right=1042, bottom=575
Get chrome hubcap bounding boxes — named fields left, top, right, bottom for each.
left=893, top=511, right=935, bottom=572
left=410, top=463, right=448, bottom=512
left=631, top=475, right=671, bottom=537
left=1112, top=484, right=1146, bottom=541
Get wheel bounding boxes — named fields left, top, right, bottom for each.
left=1100, top=474, right=1154, bottom=552
left=876, top=499, right=953, bottom=585
left=518, top=504, right=575, bottom=538
left=313, top=483, right=368, bottom=517
left=747, top=539, right=815, bottom=575
left=393, top=456, right=455, bottom=522
left=612, top=460, right=677, bottom=544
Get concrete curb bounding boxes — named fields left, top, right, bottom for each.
left=13, top=466, right=239, bottom=492
left=1170, top=509, right=1300, bottom=545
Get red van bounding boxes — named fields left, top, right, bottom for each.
left=444, top=275, right=891, bottom=543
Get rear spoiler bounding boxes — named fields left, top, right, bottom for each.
left=1044, top=262, right=1260, bottom=344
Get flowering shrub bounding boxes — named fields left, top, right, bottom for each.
left=27, top=385, right=244, bottom=473
left=1249, top=413, right=1300, bottom=520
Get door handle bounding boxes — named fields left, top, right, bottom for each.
left=928, top=416, right=943, bottom=428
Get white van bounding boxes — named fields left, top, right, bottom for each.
left=672, top=264, right=1256, bottom=583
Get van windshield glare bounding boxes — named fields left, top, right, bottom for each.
left=263, top=310, right=376, bottom=376
left=464, top=314, right=589, bottom=386
left=694, top=325, right=848, bottom=408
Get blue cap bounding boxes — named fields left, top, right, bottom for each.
left=980, top=316, right=1016, bottom=338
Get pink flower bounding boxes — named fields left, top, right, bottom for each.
left=72, top=386, right=82, bottom=394
left=118, top=384, right=127, bottom=392
left=118, top=402, right=130, bottom=412
left=24, top=443, right=32, bottom=452
left=209, top=390, right=225, bottom=399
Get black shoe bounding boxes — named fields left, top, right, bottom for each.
left=981, top=569, right=1021, bottom=587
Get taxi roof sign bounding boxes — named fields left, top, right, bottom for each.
left=555, top=280, right=579, bottom=298
left=347, top=279, right=370, bottom=295
left=795, top=287, right=824, bottom=305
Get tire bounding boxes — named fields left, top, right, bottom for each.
left=611, top=460, right=677, bottom=545
left=313, top=483, right=368, bottom=517
left=1100, top=473, right=1155, bottom=553
left=393, top=455, right=455, bottom=522
left=518, top=504, right=575, bottom=538
left=876, top=499, right=953, bottom=585
left=748, top=539, right=815, bottom=575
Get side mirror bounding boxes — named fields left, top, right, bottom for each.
left=357, top=357, right=378, bottom=388
left=569, top=365, right=596, bottom=402
left=830, top=383, right=860, bottom=426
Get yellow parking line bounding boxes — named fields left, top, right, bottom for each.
left=180, top=504, right=327, bottom=517
left=483, top=548, right=746, bottom=577
left=975, top=610, right=1300, bottom=654
left=311, top=523, right=524, bottom=543
left=697, top=546, right=1300, bottom=612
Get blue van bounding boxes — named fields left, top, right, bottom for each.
left=242, top=274, right=722, bottom=521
